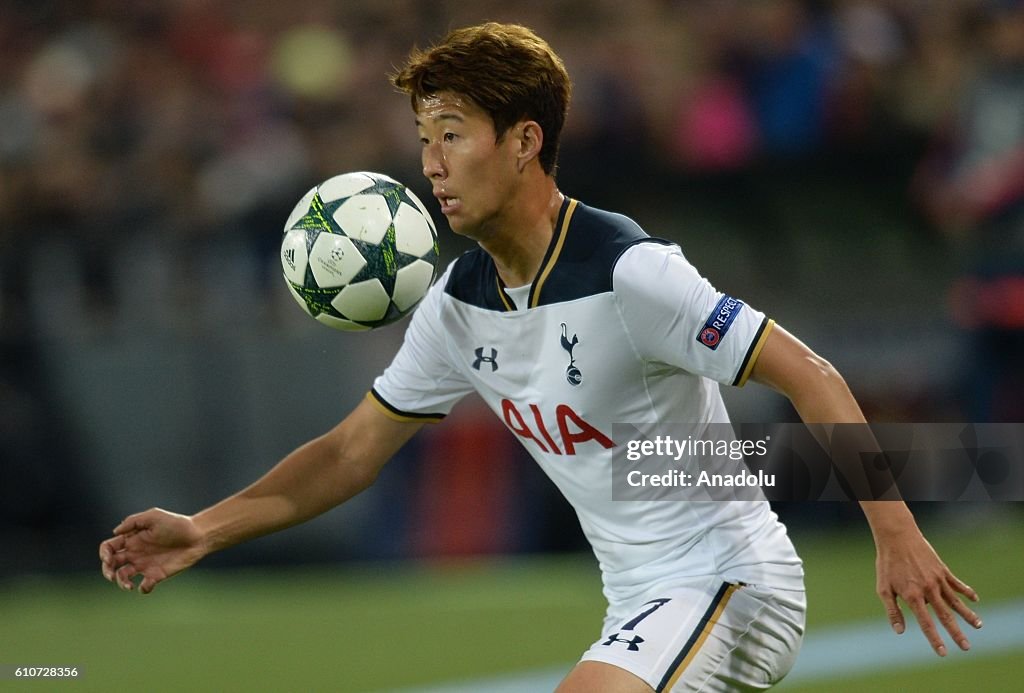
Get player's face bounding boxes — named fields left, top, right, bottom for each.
left=416, top=92, right=520, bottom=240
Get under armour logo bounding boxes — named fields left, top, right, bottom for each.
left=602, top=633, right=645, bottom=651
left=560, top=323, right=582, bottom=386
left=473, top=347, right=499, bottom=372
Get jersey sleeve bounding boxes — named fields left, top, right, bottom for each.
left=612, top=242, right=773, bottom=387
left=369, top=265, right=474, bottom=422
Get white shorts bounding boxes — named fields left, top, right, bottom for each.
left=580, top=577, right=806, bottom=692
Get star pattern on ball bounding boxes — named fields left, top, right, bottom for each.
left=347, top=226, right=423, bottom=297
left=289, top=282, right=337, bottom=318
left=344, top=181, right=432, bottom=297
left=289, top=190, right=339, bottom=256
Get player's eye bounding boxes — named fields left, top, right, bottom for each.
left=443, top=132, right=457, bottom=143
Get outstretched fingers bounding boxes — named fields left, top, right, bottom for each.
left=928, top=570, right=983, bottom=653
left=949, top=572, right=979, bottom=602
left=879, top=588, right=906, bottom=635
left=944, top=573, right=983, bottom=635
left=872, top=517, right=983, bottom=657
left=905, top=593, right=948, bottom=656
left=884, top=575, right=984, bottom=657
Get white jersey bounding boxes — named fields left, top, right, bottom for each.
left=370, top=198, right=803, bottom=608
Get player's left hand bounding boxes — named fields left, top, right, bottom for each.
left=873, top=524, right=982, bottom=656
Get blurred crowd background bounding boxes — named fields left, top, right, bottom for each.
left=2, top=0, right=1023, bottom=576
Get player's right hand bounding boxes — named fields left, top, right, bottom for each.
left=98, top=508, right=208, bottom=594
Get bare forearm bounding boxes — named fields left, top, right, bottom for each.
left=786, top=360, right=918, bottom=525
left=192, top=429, right=378, bottom=555
left=751, top=327, right=914, bottom=527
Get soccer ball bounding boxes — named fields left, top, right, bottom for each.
left=280, top=171, right=439, bottom=331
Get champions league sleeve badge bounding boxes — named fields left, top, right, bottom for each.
left=697, top=295, right=744, bottom=350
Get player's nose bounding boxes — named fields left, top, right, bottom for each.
left=422, top=143, right=445, bottom=180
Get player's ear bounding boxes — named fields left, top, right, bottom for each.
left=515, top=120, right=544, bottom=172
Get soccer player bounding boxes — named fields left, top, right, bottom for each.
left=100, top=23, right=982, bottom=691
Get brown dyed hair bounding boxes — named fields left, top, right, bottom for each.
left=391, top=22, right=572, bottom=175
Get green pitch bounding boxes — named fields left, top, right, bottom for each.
left=1, top=512, right=1021, bottom=692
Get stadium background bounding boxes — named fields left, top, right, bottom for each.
left=1, top=0, right=1022, bottom=691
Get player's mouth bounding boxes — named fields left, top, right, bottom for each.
left=435, top=194, right=461, bottom=215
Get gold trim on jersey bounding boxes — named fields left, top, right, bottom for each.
left=495, top=276, right=515, bottom=311
left=530, top=197, right=578, bottom=308
left=735, top=318, right=775, bottom=387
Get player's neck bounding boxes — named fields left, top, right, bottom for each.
left=482, top=179, right=563, bottom=289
